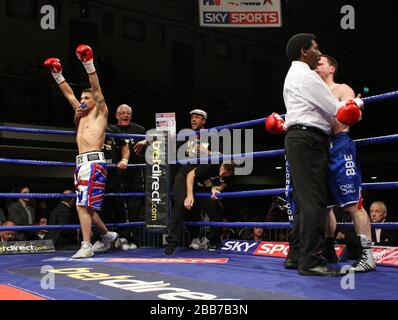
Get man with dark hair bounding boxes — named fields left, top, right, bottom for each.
left=316, top=54, right=375, bottom=272
left=8, top=186, right=35, bottom=240
left=267, top=33, right=364, bottom=276
left=166, top=108, right=214, bottom=252
left=44, top=45, right=118, bottom=258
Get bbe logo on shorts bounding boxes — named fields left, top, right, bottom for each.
left=344, top=154, right=356, bottom=176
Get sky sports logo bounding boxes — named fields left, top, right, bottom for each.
left=203, top=11, right=279, bottom=24
left=200, top=0, right=281, bottom=27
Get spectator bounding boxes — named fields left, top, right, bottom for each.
left=8, top=186, right=35, bottom=240
left=268, top=196, right=289, bottom=222
left=164, top=162, right=236, bottom=255
left=171, top=109, right=215, bottom=250
left=36, top=200, right=49, bottom=221
left=115, top=104, right=147, bottom=239
left=370, top=201, right=398, bottom=246
left=46, top=190, right=79, bottom=250
left=0, top=221, right=16, bottom=242
left=240, top=217, right=267, bottom=242
left=28, top=217, right=48, bottom=241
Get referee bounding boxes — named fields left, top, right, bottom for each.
left=283, top=34, right=342, bottom=276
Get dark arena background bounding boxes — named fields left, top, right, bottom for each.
left=0, top=0, right=398, bottom=310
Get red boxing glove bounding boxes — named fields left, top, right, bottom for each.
left=76, top=44, right=96, bottom=74
left=265, top=112, right=286, bottom=134
left=43, top=58, right=65, bottom=85
left=336, top=99, right=361, bottom=126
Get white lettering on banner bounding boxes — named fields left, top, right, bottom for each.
left=222, top=241, right=258, bottom=252
left=47, top=267, right=237, bottom=300
left=199, top=0, right=282, bottom=27
left=255, top=242, right=289, bottom=257
left=0, top=245, right=35, bottom=252
left=204, top=12, right=229, bottom=23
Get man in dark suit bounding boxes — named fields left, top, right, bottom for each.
left=47, top=190, right=79, bottom=250
left=27, top=217, right=49, bottom=241
left=8, top=186, right=35, bottom=240
left=370, top=201, right=398, bottom=246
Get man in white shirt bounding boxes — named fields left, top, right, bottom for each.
left=272, top=34, right=363, bottom=276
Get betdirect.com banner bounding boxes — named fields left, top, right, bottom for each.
left=199, top=0, right=282, bottom=28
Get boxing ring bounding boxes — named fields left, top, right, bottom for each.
left=1, top=90, right=398, bottom=300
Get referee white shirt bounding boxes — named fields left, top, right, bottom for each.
left=283, top=61, right=340, bottom=135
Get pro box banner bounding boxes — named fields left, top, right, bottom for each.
left=220, top=240, right=346, bottom=260
left=0, top=240, right=55, bottom=255
left=199, top=0, right=282, bottom=28
left=145, top=130, right=169, bottom=233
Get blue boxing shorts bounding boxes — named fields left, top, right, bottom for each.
left=74, top=151, right=107, bottom=211
left=327, top=132, right=362, bottom=208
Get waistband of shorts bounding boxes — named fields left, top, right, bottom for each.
left=76, top=151, right=105, bottom=165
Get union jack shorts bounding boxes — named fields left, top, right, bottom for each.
left=74, top=151, right=107, bottom=211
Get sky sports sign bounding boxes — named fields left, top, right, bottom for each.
left=220, top=240, right=347, bottom=260
left=200, top=0, right=282, bottom=28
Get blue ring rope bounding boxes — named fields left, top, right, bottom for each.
left=0, top=126, right=145, bottom=140
left=0, top=182, right=396, bottom=199
left=0, top=158, right=145, bottom=168
left=1, top=221, right=397, bottom=231
left=2, top=133, right=398, bottom=168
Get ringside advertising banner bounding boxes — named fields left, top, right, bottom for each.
left=199, top=0, right=282, bottom=28
left=145, top=130, right=169, bottom=233
left=220, top=240, right=346, bottom=260
left=0, top=240, right=55, bottom=255
left=372, top=246, right=398, bottom=267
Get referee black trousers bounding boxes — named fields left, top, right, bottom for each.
left=285, top=129, right=329, bottom=269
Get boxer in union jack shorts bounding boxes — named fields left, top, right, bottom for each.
left=74, top=152, right=107, bottom=212
left=44, top=44, right=118, bottom=258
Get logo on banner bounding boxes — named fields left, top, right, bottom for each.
left=145, top=130, right=169, bottom=232
left=200, top=0, right=282, bottom=27
left=221, top=240, right=258, bottom=253
left=0, top=240, right=55, bottom=255
left=372, top=246, right=398, bottom=267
